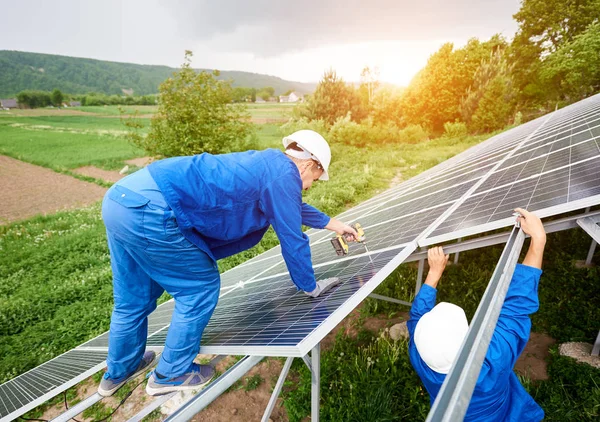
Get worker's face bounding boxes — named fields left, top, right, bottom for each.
left=299, top=161, right=323, bottom=191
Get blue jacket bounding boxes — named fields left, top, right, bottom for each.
left=147, top=149, right=331, bottom=292
left=408, top=264, right=545, bottom=421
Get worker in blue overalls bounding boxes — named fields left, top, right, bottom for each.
left=408, top=208, right=546, bottom=421
left=98, top=130, right=357, bottom=396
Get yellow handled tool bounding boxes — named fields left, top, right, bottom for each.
left=331, top=223, right=366, bottom=256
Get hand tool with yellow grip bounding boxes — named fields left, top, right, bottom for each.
left=331, top=223, right=366, bottom=256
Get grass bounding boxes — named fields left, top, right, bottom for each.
left=73, top=105, right=158, bottom=116
left=0, top=120, right=144, bottom=170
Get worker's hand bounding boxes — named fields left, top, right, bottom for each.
left=515, top=208, right=546, bottom=269
left=305, top=277, right=341, bottom=298
left=425, top=246, right=449, bottom=288
left=514, top=208, right=546, bottom=245
left=325, top=218, right=359, bottom=241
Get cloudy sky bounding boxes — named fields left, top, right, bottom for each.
left=0, top=0, right=521, bottom=86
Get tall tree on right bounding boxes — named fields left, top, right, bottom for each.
left=509, top=0, right=600, bottom=106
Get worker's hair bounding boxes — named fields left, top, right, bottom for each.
left=285, top=142, right=320, bottom=168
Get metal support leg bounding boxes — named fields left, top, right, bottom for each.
left=454, top=238, right=461, bottom=264
left=369, top=293, right=413, bottom=307
left=586, top=240, right=597, bottom=266
left=302, top=355, right=312, bottom=372
left=416, top=259, right=425, bottom=295
left=311, top=343, right=321, bottom=422
left=262, top=357, right=294, bottom=422
left=592, top=330, right=600, bottom=356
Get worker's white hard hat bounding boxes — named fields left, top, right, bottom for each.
left=282, top=130, right=331, bottom=181
left=414, top=302, right=469, bottom=374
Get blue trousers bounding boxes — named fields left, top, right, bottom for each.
left=101, top=168, right=220, bottom=381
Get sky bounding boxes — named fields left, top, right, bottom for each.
left=0, top=0, right=522, bottom=86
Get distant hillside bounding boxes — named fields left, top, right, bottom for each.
left=0, top=50, right=316, bottom=97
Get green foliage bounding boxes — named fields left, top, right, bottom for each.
left=370, top=86, right=405, bottom=126
left=0, top=205, right=113, bottom=383
left=280, top=117, right=329, bottom=139
left=443, top=121, right=468, bottom=138
left=126, top=51, right=254, bottom=157
left=528, top=347, right=600, bottom=421
left=0, top=50, right=316, bottom=97
left=460, top=48, right=516, bottom=133
left=509, top=0, right=600, bottom=107
left=283, top=333, right=429, bottom=422
left=300, top=69, right=367, bottom=125
left=16, top=90, right=52, bottom=108
left=0, top=118, right=143, bottom=170
left=50, top=89, right=63, bottom=107
left=244, top=374, right=263, bottom=391
left=539, top=22, right=600, bottom=102
left=401, top=36, right=507, bottom=132
left=81, top=92, right=157, bottom=106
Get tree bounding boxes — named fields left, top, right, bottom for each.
left=302, top=69, right=367, bottom=125
left=460, top=48, right=516, bottom=132
left=124, top=51, right=253, bottom=157
left=539, top=22, right=600, bottom=102
left=359, top=66, right=380, bottom=104
left=509, top=0, right=600, bottom=105
left=51, top=89, right=63, bottom=107
left=401, top=36, right=507, bottom=132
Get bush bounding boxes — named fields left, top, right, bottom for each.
left=327, top=116, right=429, bottom=147
left=280, top=117, right=329, bottom=139
left=443, top=121, right=468, bottom=138
left=397, top=124, right=430, bottom=144
left=125, top=51, right=253, bottom=157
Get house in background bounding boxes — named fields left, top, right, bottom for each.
left=69, top=101, right=82, bottom=107
left=279, top=91, right=303, bottom=103
left=0, top=99, right=17, bottom=110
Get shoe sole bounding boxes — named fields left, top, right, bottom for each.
left=145, top=376, right=213, bottom=396
left=98, top=353, right=160, bottom=397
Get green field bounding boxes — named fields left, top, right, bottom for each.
left=1, top=113, right=599, bottom=420
left=0, top=120, right=143, bottom=170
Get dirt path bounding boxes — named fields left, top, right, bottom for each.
left=0, top=155, right=107, bottom=224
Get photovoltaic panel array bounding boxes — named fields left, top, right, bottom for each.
left=422, top=94, right=600, bottom=245
left=3, top=93, right=600, bottom=422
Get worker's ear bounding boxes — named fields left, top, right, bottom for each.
left=299, top=160, right=313, bottom=174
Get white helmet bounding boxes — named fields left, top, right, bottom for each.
left=282, top=130, right=331, bottom=181
left=414, top=302, right=469, bottom=374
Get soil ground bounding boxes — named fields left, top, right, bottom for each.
left=0, top=155, right=107, bottom=224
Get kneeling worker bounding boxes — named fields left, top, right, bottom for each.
left=408, top=208, right=546, bottom=421
left=98, top=130, right=357, bottom=396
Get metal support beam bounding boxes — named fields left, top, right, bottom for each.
left=128, top=392, right=177, bottom=422
left=301, top=355, right=313, bottom=372
left=577, top=217, right=600, bottom=243
left=50, top=393, right=103, bottom=422
left=454, top=238, right=461, bottom=264
left=586, top=241, right=597, bottom=265
left=261, top=357, right=294, bottom=422
left=166, top=355, right=263, bottom=421
left=416, top=259, right=425, bottom=295
left=369, top=293, right=412, bottom=307
left=311, top=343, right=321, bottom=422
left=426, top=226, right=525, bottom=422
left=406, top=210, right=600, bottom=264
left=592, top=330, right=600, bottom=356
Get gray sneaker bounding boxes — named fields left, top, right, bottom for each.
left=98, top=351, right=158, bottom=396
left=145, top=363, right=215, bottom=396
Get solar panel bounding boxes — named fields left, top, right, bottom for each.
left=0, top=350, right=107, bottom=421
left=422, top=95, right=600, bottom=245
left=3, top=93, right=600, bottom=422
